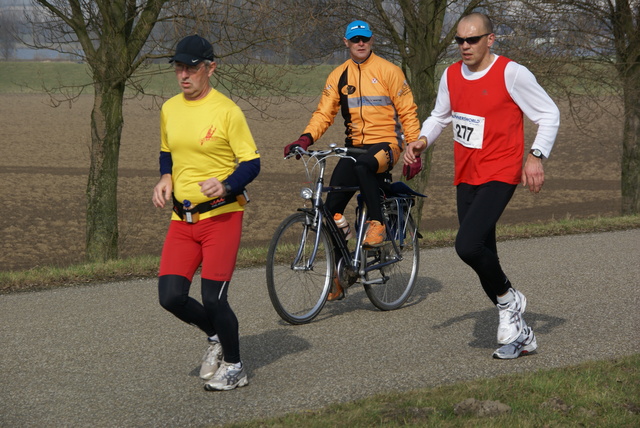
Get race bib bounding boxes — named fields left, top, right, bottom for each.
left=452, top=111, right=485, bottom=149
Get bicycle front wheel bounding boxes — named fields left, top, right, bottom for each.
left=266, top=212, right=334, bottom=324
left=364, top=211, right=419, bottom=311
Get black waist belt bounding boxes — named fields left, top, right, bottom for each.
left=172, top=190, right=248, bottom=223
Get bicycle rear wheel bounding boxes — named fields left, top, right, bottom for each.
left=364, top=206, right=419, bottom=310
left=266, top=212, right=334, bottom=324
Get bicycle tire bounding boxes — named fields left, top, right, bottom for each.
left=266, top=212, right=334, bottom=324
left=363, top=205, right=419, bottom=311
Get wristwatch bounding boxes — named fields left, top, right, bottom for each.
left=222, top=181, right=233, bottom=195
left=530, top=149, right=544, bottom=159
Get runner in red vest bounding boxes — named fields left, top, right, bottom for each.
left=404, top=12, right=560, bottom=359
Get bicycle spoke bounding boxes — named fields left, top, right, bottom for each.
left=364, top=202, right=419, bottom=310
left=266, top=213, right=333, bottom=324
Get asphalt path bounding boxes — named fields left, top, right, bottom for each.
left=1, top=230, right=639, bottom=427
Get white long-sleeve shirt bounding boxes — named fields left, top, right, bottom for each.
left=420, top=54, right=560, bottom=158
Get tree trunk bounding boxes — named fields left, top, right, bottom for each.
left=85, top=84, right=125, bottom=262
left=621, top=69, right=640, bottom=215
left=403, top=57, right=439, bottom=231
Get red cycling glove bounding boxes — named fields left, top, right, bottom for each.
left=402, top=157, right=423, bottom=180
left=284, top=135, right=313, bottom=159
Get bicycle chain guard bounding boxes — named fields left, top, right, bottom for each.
left=335, top=256, right=358, bottom=289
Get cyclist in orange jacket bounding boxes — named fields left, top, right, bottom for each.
left=284, top=20, right=420, bottom=300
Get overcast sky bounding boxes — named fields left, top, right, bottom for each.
left=0, top=0, right=30, bottom=6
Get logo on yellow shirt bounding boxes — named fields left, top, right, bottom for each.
left=200, top=125, right=216, bottom=145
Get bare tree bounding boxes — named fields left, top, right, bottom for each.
left=22, top=0, right=171, bottom=262
left=341, top=0, right=638, bottom=222
left=505, top=0, right=639, bottom=215
left=20, top=0, right=347, bottom=263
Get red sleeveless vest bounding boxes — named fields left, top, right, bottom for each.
left=447, top=56, right=524, bottom=185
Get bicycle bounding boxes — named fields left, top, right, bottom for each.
left=266, top=144, right=427, bottom=324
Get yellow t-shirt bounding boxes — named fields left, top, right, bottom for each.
left=160, top=89, right=260, bottom=221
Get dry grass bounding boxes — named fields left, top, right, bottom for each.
left=2, top=214, right=638, bottom=294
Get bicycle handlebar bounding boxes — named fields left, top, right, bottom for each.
left=286, top=144, right=368, bottom=160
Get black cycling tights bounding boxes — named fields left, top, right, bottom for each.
left=158, top=275, right=240, bottom=363
left=326, top=143, right=393, bottom=223
left=455, top=181, right=517, bottom=305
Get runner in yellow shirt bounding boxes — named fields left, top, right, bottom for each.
left=152, top=35, right=260, bottom=391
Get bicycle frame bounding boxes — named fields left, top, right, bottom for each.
left=267, top=144, right=425, bottom=324
left=289, top=150, right=334, bottom=271
left=356, top=195, right=415, bottom=278
left=290, top=145, right=417, bottom=281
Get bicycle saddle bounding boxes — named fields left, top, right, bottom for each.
left=389, top=181, right=428, bottom=198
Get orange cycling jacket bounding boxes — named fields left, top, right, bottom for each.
left=303, top=52, right=420, bottom=158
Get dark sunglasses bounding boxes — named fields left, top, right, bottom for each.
left=349, top=36, right=371, bottom=44
left=454, top=33, right=491, bottom=45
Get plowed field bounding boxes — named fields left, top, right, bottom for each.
left=0, top=94, right=622, bottom=271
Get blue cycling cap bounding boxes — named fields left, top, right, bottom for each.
left=345, top=20, right=372, bottom=39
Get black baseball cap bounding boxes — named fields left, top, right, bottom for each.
left=169, top=35, right=215, bottom=65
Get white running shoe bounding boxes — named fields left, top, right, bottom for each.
left=493, top=326, right=537, bottom=359
left=204, top=362, right=249, bottom=391
left=199, top=340, right=223, bottom=380
left=496, top=288, right=527, bottom=345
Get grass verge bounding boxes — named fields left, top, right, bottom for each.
left=1, top=214, right=638, bottom=294
left=225, top=354, right=639, bottom=427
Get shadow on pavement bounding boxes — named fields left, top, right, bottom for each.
left=433, top=308, right=567, bottom=349
left=188, top=328, right=312, bottom=378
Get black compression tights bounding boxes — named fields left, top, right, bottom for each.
left=158, top=275, right=241, bottom=363
left=326, top=143, right=393, bottom=222
left=455, top=181, right=517, bottom=304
